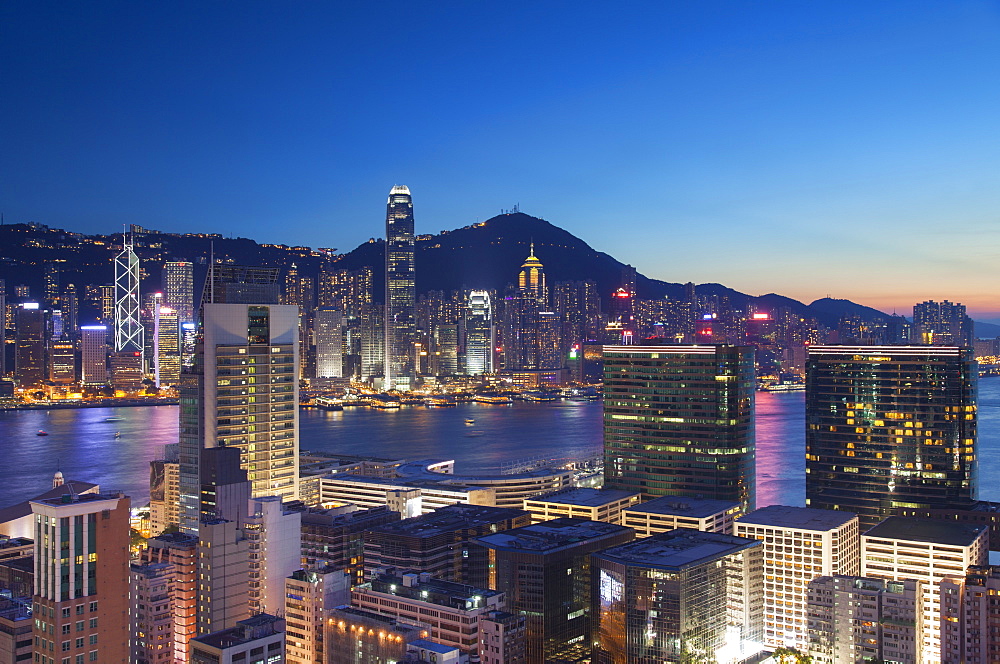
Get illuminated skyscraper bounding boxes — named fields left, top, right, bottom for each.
left=384, top=185, right=416, bottom=390
left=114, top=235, right=144, bottom=355
left=164, top=260, right=195, bottom=324
left=603, top=345, right=756, bottom=512
left=912, top=299, right=974, bottom=347
left=464, top=290, right=494, bottom=375
left=314, top=307, right=344, bottom=378
left=80, top=325, right=108, bottom=385
left=178, top=264, right=299, bottom=535
left=15, top=303, right=45, bottom=388
left=805, top=345, right=977, bottom=529
left=518, top=243, right=546, bottom=305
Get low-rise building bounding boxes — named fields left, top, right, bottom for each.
left=130, top=561, right=175, bottom=664
left=806, top=575, right=922, bottom=664
left=522, top=487, right=639, bottom=524
left=621, top=496, right=741, bottom=536
left=478, top=610, right=526, bottom=664
left=191, top=613, right=285, bottom=664
left=325, top=606, right=430, bottom=663
left=352, top=569, right=503, bottom=655
left=0, top=597, right=31, bottom=664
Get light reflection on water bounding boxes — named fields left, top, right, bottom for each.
left=0, top=376, right=996, bottom=509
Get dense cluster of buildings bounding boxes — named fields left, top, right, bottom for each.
left=0, top=187, right=997, bottom=662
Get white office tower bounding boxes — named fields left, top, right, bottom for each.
left=735, top=506, right=860, bottom=650
left=314, top=307, right=344, bottom=378
left=861, top=516, right=988, bottom=661
left=80, top=325, right=108, bottom=385
left=178, top=265, right=300, bottom=535
left=464, top=290, right=494, bottom=375
left=285, top=567, right=351, bottom=664
left=244, top=496, right=301, bottom=616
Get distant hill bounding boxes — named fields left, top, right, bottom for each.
left=7, top=213, right=989, bottom=336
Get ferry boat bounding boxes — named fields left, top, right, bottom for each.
left=465, top=418, right=476, bottom=425
left=313, top=396, right=344, bottom=411
left=758, top=381, right=806, bottom=392
left=36, top=430, right=49, bottom=436
left=368, top=397, right=401, bottom=409
left=471, top=393, right=513, bottom=404
left=425, top=397, right=457, bottom=407
left=522, top=391, right=557, bottom=402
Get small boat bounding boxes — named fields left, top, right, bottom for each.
left=114, top=432, right=121, bottom=438
left=104, top=416, right=124, bottom=422
left=36, top=430, right=49, bottom=436
left=465, top=419, right=475, bottom=425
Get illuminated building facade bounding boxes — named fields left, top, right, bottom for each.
left=912, top=299, right=974, bottom=347
left=591, top=529, right=764, bottom=664
left=463, top=290, right=494, bottom=375
left=48, top=340, right=75, bottom=384
left=603, top=345, right=756, bottom=512
left=80, top=325, right=108, bottom=385
left=114, top=236, right=144, bottom=357
left=385, top=185, right=416, bottom=390
left=15, top=302, right=45, bottom=388
left=164, top=261, right=195, bottom=324
left=314, top=307, right=343, bottom=379
left=468, top=518, right=634, bottom=664
left=325, top=607, right=429, bottom=663
left=284, top=567, right=350, bottom=664
left=805, top=345, right=978, bottom=529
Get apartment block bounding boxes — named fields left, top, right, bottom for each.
left=621, top=496, right=742, bottom=536
left=941, top=565, right=1000, bottom=664
left=284, top=566, right=350, bottom=664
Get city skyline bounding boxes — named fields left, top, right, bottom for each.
left=2, top=3, right=998, bottom=318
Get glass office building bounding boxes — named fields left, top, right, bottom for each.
left=603, top=345, right=756, bottom=512
left=805, top=345, right=977, bottom=529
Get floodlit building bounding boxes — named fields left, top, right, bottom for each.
left=385, top=185, right=416, bottom=390
left=862, top=516, right=988, bottom=661
left=80, top=325, right=108, bottom=385
left=130, top=561, right=175, bottom=664
left=941, top=565, right=1000, bottom=664
left=143, top=531, right=199, bottom=662
left=734, top=505, right=860, bottom=649
left=591, top=529, right=765, bottom=664
left=621, top=495, right=742, bottom=536
left=325, top=606, right=429, bottom=663
left=284, top=567, right=351, bottom=664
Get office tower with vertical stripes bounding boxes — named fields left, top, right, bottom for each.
left=384, top=185, right=416, bottom=390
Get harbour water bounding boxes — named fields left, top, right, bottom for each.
left=0, top=377, right=998, bottom=510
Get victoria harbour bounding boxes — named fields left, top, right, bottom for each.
left=2, top=377, right=998, bottom=510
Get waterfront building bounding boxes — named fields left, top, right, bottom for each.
left=299, top=505, right=400, bottom=584
left=191, top=613, right=285, bottom=664
left=155, top=305, right=181, bottom=385
left=284, top=566, right=351, bottom=664
left=364, top=504, right=532, bottom=582
left=621, top=495, right=742, bottom=536
left=244, top=496, right=301, bottom=616
left=314, top=307, right=344, bottom=379
left=463, top=290, right=494, bottom=375
left=467, top=517, right=635, bottom=664
left=913, top=299, right=974, bottom=346
left=30, top=491, right=131, bottom=664
left=177, top=264, right=299, bottom=534
left=142, top=531, right=198, bottom=662
left=360, top=302, right=385, bottom=381
left=129, top=561, right=174, bottom=664
left=521, top=487, right=640, bottom=524
left=163, top=260, right=195, bottom=324
left=325, top=606, right=430, bottom=663
left=109, top=349, right=143, bottom=392
left=806, top=575, right=922, bottom=664
left=0, top=280, right=5, bottom=377
left=805, top=345, right=978, bottom=529
left=385, top=185, right=416, bottom=390
left=114, top=235, right=144, bottom=361
left=79, top=325, right=108, bottom=385
left=0, top=597, right=31, bottom=664
left=478, top=610, right=526, bottom=664
left=862, top=516, right=988, bottom=661
left=603, top=344, right=756, bottom=511
left=14, top=303, right=44, bottom=389
left=196, top=518, right=250, bottom=635
left=47, top=340, right=75, bottom=384
left=734, top=505, right=860, bottom=649
left=351, top=569, right=504, bottom=656
left=591, top=529, right=764, bottom=664
left=941, top=565, right=1000, bottom=664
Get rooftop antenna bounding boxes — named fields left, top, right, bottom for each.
left=209, top=241, right=215, bottom=304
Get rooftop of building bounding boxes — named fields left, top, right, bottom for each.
left=595, top=529, right=759, bottom=570
left=364, top=569, right=502, bottom=610
left=192, top=613, right=284, bottom=650
left=0, top=480, right=99, bottom=526
left=0, top=556, right=33, bottom=574
left=30, top=490, right=125, bottom=509
left=863, top=516, right=987, bottom=547
left=396, top=459, right=575, bottom=484
left=0, top=598, right=31, bottom=622
left=625, top=496, right=741, bottom=518
left=129, top=561, right=173, bottom=577
left=737, top=505, right=857, bottom=531
left=329, top=605, right=428, bottom=633
left=148, top=531, right=199, bottom=546
left=472, top=517, right=631, bottom=553
left=367, top=504, right=528, bottom=538
left=407, top=639, right=455, bottom=655
left=526, top=487, right=639, bottom=507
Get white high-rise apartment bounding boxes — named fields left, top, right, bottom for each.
left=244, top=496, right=301, bottom=616
left=284, top=567, right=350, bottom=664
left=735, top=505, right=860, bottom=650
left=862, top=516, right=988, bottom=661
left=314, top=307, right=344, bottom=378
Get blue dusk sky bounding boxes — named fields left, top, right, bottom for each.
left=2, top=2, right=999, bottom=317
